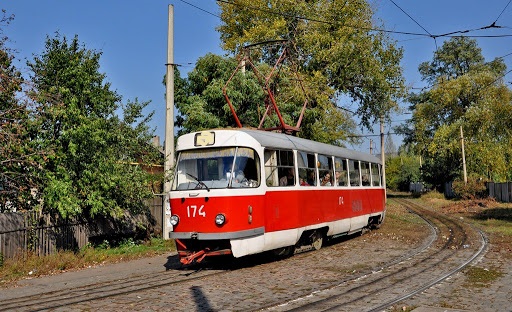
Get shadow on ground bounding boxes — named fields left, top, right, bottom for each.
left=472, top=207, right=512, bottom=222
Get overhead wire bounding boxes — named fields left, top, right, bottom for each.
left=493, top=0, right=512, bottom=24
left=216, top=0, right=512, bottom=40
left=388, top=0, right=434, bottom=42
left=176, top=0, right=512, bottom=68
left=216, top=0, right=433, bottom=38
left=406, top=50, right=512, bottom=92
left=176, top=0, right=512, bottom=140
left=213, top=0, right=512, bottom=91
left=177, top=1, right=512, bottom=88
left=177, top=0, right=221, bottom=18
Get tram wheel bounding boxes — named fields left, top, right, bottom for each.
left=311, top=231, right=323, bottom=250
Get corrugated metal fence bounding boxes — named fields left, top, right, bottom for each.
left=444, top=181, right=511, bottom=202
left=487, top=182, right=512, bottom=203
left=0, top=196, right=164, bottom=260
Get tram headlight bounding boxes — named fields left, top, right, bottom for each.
left=215, top=214, right=226, bottom=225
left=170, top=214, right=180, bottom=226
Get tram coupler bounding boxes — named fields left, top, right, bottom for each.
left=180, top=248, right=210, bottom=265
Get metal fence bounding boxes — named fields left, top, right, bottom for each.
left=0, top=196, right=164, bottom=260
left=487, top=182, right=512, bottom=203
left=444, top=181, right=511, bottom=202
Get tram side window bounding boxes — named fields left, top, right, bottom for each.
left=361, top=161, right=371, bottom=186
left=230, top=147, right=261, bottom=188
left=318, top=154, right=333, bottom=186
left=265, top=149, right=295, bottom=187
left=371, top=163, right=381, bottom=186
left=334, top=157, right=348, bottom=186
left=348, top=159, right=360, bottom=186
left=297, top=151, right=316, bottom=186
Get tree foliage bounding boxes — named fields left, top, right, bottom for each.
left=27, top=34, right=161, bottom=218
left=182, top=0, right=406, bottom=145
left=0, top=10, right=41, bottom=211
left=218, top=1, right=406, bottom=122
left=400, top=37, right=512, bottom=188
left=175, top=54, right=263, bottom=135
left=385, top=153, right=421, bottom=192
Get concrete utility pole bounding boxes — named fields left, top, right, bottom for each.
left=380, top=116, right=387, bottom=202
left=163, top=4, right=175, bottom=239
left=460, top=126, right=467, bottom=184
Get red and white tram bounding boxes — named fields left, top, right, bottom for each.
left=168, top=129, right=385, bottom=264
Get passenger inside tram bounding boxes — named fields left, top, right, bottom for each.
left=321, top=172, right=332, bottom=186
left=307, top=169, right=316, bottom=186
left=279, top=168, right=295, bottom=186
left=335, top=171, right=347, bottom=186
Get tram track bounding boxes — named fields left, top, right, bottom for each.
left=0, top=258, right=228, bottom=311
left=0, top=198, right=488, bottom=311
left=260, top=198, right=487, bottom=312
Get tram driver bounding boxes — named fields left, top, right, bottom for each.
left=225, top=160, right=245, bottom=183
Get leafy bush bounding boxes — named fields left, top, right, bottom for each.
left=452, top=178, right=487, bottom=199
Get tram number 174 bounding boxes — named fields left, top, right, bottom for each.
left=187, top=205, right=206, bottom=218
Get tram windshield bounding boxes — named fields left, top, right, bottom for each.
left=172, top=147, right=260, bottom=190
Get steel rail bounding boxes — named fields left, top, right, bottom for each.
left=367, top=199, right=488, bottom=312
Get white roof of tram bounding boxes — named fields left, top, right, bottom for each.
left=238, top=129, right=381, bottom=164
left=177, top=128, right=382, bottom=165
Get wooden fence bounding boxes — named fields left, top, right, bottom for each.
left=0, top=196, right=164, bottom=260
left=0, top=212, right=89, bottom=260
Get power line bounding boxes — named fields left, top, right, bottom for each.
left=216, top=0, right=512, bottom=41
left=493, top=0, right=512, bottom=24
left=347, top=132, right=399, bottom=138
left=172, top=0, right=512, bottom=70
left=388, top=0, right=432, bottom=37
left=178, top=1, right=512, bottom=89
left=475, top=67, right=512, bottom=96
left=216, top=0, right=435, bottom=38
left=177, top=0, right=221, bottom=18
left=407, top=50, right=512, bottom=91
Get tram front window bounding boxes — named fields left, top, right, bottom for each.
left=172, top=147, right=260, bottom=190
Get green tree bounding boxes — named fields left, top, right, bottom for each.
left=217, top=0, right=406, bottom=142
left=0, top=10, right=40, bottom=211
left=27, top=34, right=161, bottom=218
left=174, top=52, right=360, bottom=146
left=401, top=37, right=512, bottom=189
left=385, top=153, right=421, bottom=192
left=174, top=53, right=264, bottom=135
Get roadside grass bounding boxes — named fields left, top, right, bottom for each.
left=417, top=190, right=453, bottom=209
left=0, top=237, right=176, bottom=287
left=462, top=266, right=504, bottom=288
left=477, top=218, right=512, bottom=236
left=379, top=197, right=430, bottom=245
left=416, top=193, right=512, bottom=238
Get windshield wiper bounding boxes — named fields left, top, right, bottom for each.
left=186, top=173, right=210, bottom=192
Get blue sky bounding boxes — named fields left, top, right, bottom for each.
left=2, top=0, right=512, bottom=153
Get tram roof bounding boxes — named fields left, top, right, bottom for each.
left=238, top=129, right=381, bottom=164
